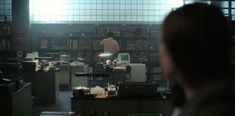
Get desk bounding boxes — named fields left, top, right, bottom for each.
left=20, top=72, right=59, bottom=105
left=0, top=83, right=32, bottom=116
left=70, top=64, right=88, bottom=89
left=58, top=64, right=71, bottom=90
left=75, top=72, right=127, bottom=88
left=71, top=96, right=172, bottom=116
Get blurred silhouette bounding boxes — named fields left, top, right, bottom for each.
left=160, top=3, right=235, bottom=116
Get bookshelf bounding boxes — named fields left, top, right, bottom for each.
left=31, top=23, right=164, bottom=84
left=0, top=20, right=12, bottom=62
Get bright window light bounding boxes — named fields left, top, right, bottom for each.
left=167, top=0, right=184, bottom=9
left=29, top=0, right=184, bottom=24
left=30, top=0, right=67, bottom=23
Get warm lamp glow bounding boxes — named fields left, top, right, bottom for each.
left=98, top=52, right=113, bottom=57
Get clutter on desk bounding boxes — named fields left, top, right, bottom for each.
left=73, top=86, right=91, bottom=98
left=106, top=83, right=117, bottom=96
left=0, top=70, right=25, bottom=94
left=40, top=111, right=76, bottom=116
left=90, top=86, right=106, bottom=96
left=156, top=87, right=173, bottom=100
left=22, top=52, right=75, bottom=72
left=59, top=54, right=70, bottom=62
left=73, top=84, right=116, bottom=98
left=72, top=82, right=163, bottom=99
left=70, top=57, right=85, bottom=66
left=93, top=60, right=130, bottom=73
left=117, top=82, right=158, bottom=98
left=25, top=52, right=39, bottom=61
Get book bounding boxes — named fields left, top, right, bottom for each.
left=40, top=39, right=48, bottom=49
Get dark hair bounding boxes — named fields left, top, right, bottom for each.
left=107, top=32, right=114, bottom=38
left=162, top=3, right=234, bottom=87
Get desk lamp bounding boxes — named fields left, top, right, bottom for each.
left=98, top=52, right=112, bottom=58
left=98, top=52, right=113, bottom=64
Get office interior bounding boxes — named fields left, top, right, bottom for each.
left=0, top=0, right=234, bottom=116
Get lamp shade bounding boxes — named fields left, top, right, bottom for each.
left=98, top=52, right=113, bottom=58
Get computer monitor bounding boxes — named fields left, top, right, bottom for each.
left=118, top=53, right=130, bottom=64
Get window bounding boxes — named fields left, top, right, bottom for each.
left=30, top=0, right=184, bottom=24
left=0, top=0, right=12, bottom=21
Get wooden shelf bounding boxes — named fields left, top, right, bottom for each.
left=0, top=34, right=11, bottom=37
left=39, top=35, right=153, bottom=40
left=32, top=23, right=161, bottom=82
left=121, top=49, right=148, bottom=52
left=39, top=49, right=102, bottom=52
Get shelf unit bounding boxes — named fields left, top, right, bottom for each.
left=0, top=21, right=12, bottom=62
left=31, top=23, right=165, bottom=85
left=0, top=0, right=13, bottom=61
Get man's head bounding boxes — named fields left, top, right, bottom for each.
left=106, top=32, right=114, bottom=38
left=160, top=3, right=234, bottom=88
